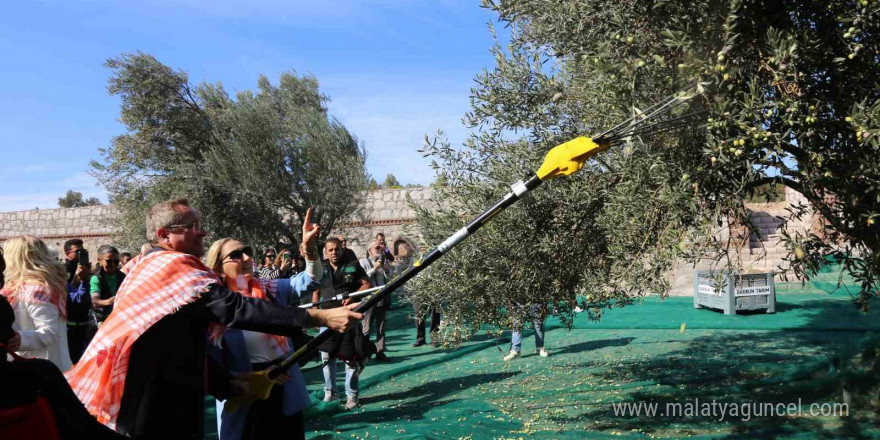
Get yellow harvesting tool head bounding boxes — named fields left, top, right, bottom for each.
left=535, top=137, right=610, bottom=181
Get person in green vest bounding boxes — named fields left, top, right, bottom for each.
left=89, top=245, right=125, bottom=324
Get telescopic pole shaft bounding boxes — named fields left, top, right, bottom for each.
left=272, top=174, right=544, bottom=376
left=297, top=285, right=383, bottom=309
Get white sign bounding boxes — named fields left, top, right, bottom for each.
left=736, top=286, right=772, bottom=296
left=698, top=284, right=722, bottom=295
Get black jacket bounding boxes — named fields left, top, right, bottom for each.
left=316, top=260, right=373, bottom=361
left=115, top=283, right=309, bottom=440
left=0, top=358, right=126, bottom=440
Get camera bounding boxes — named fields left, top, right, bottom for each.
left=77, top=249, right=90, bottom=267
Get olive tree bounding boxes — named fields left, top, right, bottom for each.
left=92, top=52, right=369, bottom=250
left=408, top=0, right=880, bottom=343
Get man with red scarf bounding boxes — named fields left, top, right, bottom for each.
left=66, top=199, right=360, bottom=440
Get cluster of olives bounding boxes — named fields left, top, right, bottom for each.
left=846, top=117, right=874, bottom=141
left=838, top=1, right=872, bottom=59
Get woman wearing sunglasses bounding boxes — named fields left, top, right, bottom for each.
left=258, top=248, right=278, bottom=279
left=205, top=208, right=323, bottom=440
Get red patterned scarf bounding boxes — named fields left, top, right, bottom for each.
left=64, top=250, right=221, bottom=429
left=1, top=282, right=66, bottom=321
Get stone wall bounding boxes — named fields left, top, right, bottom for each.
left=334, top=188, right=434, bottom=259
left=0, top=189, right=433, bottom=260
left=666, top=187, right=814, bottom=295
left=0, top=205, right=119, bottom=255
left=0, top=187, right=820, bottom=295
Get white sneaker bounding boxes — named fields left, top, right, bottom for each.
left=345, top=396, right=359, bottom=409
left=538, top=348, right=550, bottom=357
left=503, top=350, right=520, bottom=361
left=323, top=391, right=337, bottom=402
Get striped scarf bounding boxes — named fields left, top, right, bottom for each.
left=64, top=250, right=221, bottom=429
left=1, top=282, right=67, bottom=321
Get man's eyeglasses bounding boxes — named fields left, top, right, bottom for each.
left=166, top=221, right=206, bottom=233
left=223, top=249, right=244, bottom=261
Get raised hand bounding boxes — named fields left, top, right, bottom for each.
left=301, top=207, right=320, bottom=245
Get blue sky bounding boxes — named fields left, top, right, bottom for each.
left=0, top=0, right=504, bottom=211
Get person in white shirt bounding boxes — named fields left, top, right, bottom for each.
left=1, top=235, right=72, bottom=371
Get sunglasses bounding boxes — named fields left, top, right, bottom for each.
left=265, top=254, right=276, bottom=259
left=104, top=259, right=120, bottom=264
left=223, top=249, right=244, bottom=261
left=167, top=221, right=206, bottom=233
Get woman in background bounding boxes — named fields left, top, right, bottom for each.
left=258, top=248, right=279, bottom=279
left=274, top=247, right=298, bottom=279
left=0, top=235, right=71, bottom=371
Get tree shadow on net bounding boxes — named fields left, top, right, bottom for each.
left=544, top=297, right=880, bottom=439
left=552, top=337, right=636, bottom=356
left=306, top=371, right=521, bottom=434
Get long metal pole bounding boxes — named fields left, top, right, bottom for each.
left=270, top=174, right=544, bottom=377
left=297, top=285, right=383, bottom=309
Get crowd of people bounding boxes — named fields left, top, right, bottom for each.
left=0, top=198, right=547, bottom=439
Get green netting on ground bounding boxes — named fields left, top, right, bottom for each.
left=776, top=259, right=864, bottom=297
left=206, top=290, right=880, bottom=440
left=806, top=260, right=863, bottom=297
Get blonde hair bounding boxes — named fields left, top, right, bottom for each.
left=2, top=236, right=67, bottom=300
left=145, top=199, right=189, bottom=244
left=205, top=238, right=238, bottom=277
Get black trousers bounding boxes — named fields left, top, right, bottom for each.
left=415, top=307, right=441, bottom=342
left=66, top=322, right=96, bottom=364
